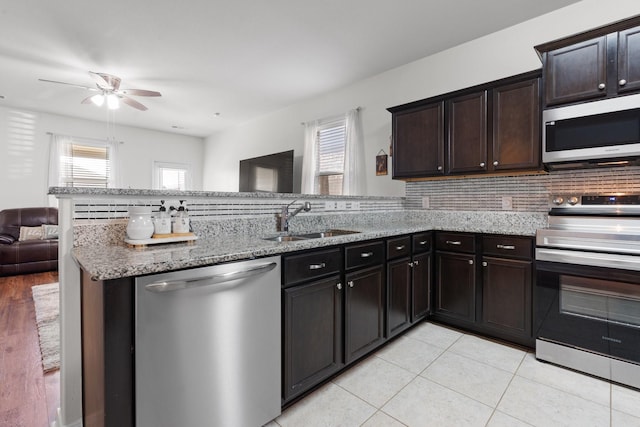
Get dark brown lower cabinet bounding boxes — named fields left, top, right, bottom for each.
left=481, top=257, right=532, bottom=340
left=435, top=251, right=476, bottom=323
left=282, top=275, right=343, bottom=402
left=345, top=265, right=385, bottom=364
left=387, top=257, right=412, bottom=338
left=411, top=251, right=431, bottom=322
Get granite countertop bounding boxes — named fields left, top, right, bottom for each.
left=73, top=215, right=545, bottom=281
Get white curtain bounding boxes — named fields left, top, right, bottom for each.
left=343, top=108, right=366, bottom=196
left=301, top=120, right=319, bottom=194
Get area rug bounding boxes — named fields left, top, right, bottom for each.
left=31, top=282, right=60, bottom=373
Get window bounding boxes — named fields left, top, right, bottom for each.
left=153, top=162, right=191, bottom=191
left=49, top=135, right=118, bottom=188
left=316, top=118, right=346, bottom=195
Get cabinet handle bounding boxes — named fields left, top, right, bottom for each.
left=360, top=252, right=374, bottom=258
left=468, top=260, right=474, bottom=265
left=309, top=262, right=326, bottom=270
left=414, top=260, right=420, bottom=266
left=337, top=283, right=342, bottom=290
left=348, top=281, right=354, bottom=288
left=493, top=160, right=499, bottom=166
left=619, top=79, right=627, bottom=87
left=409, top=262, right=414, bottom=267
left=480, top=162, right=485, bottom=167
left=437, top=166, right=443, bottom=171
left=482, top=261, right=488, bottom=267
left=598, top=83, right=606, bottom=90
left=445, top=240, right=462, bottom=245
left=496, top=244, right=515, bottom=250
left=395, top=245, right=406, bottom=251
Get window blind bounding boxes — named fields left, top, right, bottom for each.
left=61, top=143, right=110, bottom=187
left=316, top=119, right=346, bottom=195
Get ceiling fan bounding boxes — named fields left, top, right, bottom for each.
left=38, top=71, right=161, bottom=111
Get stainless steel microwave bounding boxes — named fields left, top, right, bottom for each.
left=542, top=93, right=640, bottom=169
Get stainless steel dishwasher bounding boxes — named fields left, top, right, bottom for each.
left=135, top=256, right=281, bottom=427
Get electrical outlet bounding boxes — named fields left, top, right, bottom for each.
left=336, top=201, right=347, bottom=210
left=422, top=196, right=430, bottom=209
left=325, top=201, right=337, bottom=211
left=351, top=201, right=360, bottom=210
left=502, top=196, right=513, bottom=210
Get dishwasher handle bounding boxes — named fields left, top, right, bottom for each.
left=144, top=262, right=278, bottom=293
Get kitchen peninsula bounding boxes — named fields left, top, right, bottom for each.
left=51, top=187, right=547, bottom=427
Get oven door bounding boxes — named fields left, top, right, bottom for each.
left=535, top=249, right=640, bottom=364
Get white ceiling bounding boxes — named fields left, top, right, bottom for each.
left=0, top=0, right=579, bottom=138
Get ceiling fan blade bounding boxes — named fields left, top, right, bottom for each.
left=81, top=95, right=95, bottom=104
left=38, top=78, right=99, bottom=91
left=89, top=71, right=121, bottom=90
left=121, top=89, right=162, bottom=97
left=121, top=95, right=148, bottom=111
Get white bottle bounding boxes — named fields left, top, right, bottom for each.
left=153, top=200, right=172, bottom=235
left=173, top=200, right=190, bottom=234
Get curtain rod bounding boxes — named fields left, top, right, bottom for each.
left=300, top=106, right=361, bottom=126
left=46, top=132, right=124, bottom=144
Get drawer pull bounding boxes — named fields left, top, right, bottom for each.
left=418, top=240, right=428, bottom=245
left=360, top=252, right=374, bottom=258
left=446, top=240, right=462, bottom=245
left=309, top=262, right=326, bottom=270
left=395, top=245, right=406, bottom=251
left=496, top=244, right=515, bottom=250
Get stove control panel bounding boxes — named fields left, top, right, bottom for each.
left=549, top=194, right=640, bottom=215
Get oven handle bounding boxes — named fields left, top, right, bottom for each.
left=536, top=248, right=640, bottom=271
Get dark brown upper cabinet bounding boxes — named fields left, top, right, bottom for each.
left=391, top=102, right=445, bottom=177
left=491, top=78, right=540, bottom=171
left=536, top=17, right=640, bottom=107
left=447, top=91, right=487, bottom=174
left=389, top=70, right=541, bottom=179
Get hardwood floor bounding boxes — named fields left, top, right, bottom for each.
left=0, top=271, right=61, bottom=427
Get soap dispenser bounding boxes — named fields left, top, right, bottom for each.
left=153, top=200, right=172, bottom=235
left=173, top=200, right=191, bottom=234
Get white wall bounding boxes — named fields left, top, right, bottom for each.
left=203, top=0, right=640, bottom=197
left=0, top=105, right=204, bottom=211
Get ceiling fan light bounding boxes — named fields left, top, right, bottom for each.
left=91, top=94, right=105, bottom=106
left=107, top=94, right=119, bottom=110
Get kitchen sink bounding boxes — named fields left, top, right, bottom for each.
left=263, top=229, right=360, bottom=242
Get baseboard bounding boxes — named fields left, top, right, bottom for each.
left=52, top=407, right=83, bottom=427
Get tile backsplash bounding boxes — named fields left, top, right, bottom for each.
left=405, top=166, right=640, bottom=212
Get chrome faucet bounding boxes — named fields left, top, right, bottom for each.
left=278, top=200, right=311, bottom=232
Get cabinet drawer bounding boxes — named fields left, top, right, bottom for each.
left=482, top=235, right=532, bottom=259
left=345, top=241, right=384, bottom=270
left=387, top=236, right=411, bottom=260
left=284, top=248, right=342, bottom=286
left=435, top=232, right=475, bottom=253
left=412, top=232, right=432, bottom=253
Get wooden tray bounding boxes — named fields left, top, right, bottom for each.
left=125, top=233, right=197, bottom=247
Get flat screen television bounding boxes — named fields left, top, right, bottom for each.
left=239, top=150, right=294, bottom=193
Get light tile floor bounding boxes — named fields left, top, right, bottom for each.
left=267, top=322, right=640, bottom=427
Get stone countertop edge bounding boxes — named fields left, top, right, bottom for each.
left=73, top=221, right=542, bottom=282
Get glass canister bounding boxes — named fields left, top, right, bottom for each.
left=126, top=206, right=155, bottom=240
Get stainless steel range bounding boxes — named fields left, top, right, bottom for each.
left=535, top=194, right=640, bottom=389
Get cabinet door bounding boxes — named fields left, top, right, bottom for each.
left=412, top=251, right=431, bottom=322
left=435, top=252, right=476, bottom=322
left=283, top=275, right=343, bottom=401
left=345, top=265, right=385, bottom=363
left=392, top=102, right=445, bottom=177
left=544, top=36, right=607, bottom=106
left=491, top=78, right=540, bottom=171
left=387, top=258, right=411, bottom=338
left=447, top=91, right=487, bottom=174
left=481, top=257, right=532, bottom=341
left=617, top=26, right=640, bottom=94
